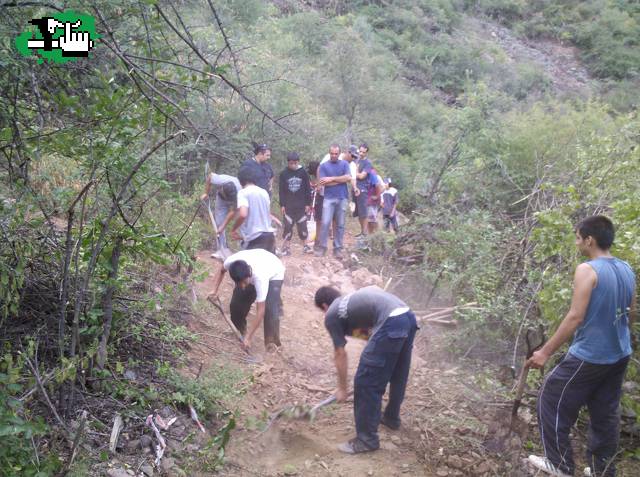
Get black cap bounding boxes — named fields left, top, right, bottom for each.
left=348, top=145, right=359, bottom=158
left=287, top=152, right=300, bottom=162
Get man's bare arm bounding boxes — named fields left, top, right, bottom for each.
left=527, top=263, right=596, bottom=368
left=334, top=346, right=348, bottom=401
left=231, top=206, right=248, bottom=232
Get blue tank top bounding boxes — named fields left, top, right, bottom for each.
left=569, top=257, right=635, bottom=364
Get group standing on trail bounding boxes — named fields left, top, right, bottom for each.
left=201, top=141, right=635, bottom=472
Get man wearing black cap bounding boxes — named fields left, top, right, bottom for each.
left=201, top=173, right=241, bottom=253
left=278, top=152, right=313, bottom=255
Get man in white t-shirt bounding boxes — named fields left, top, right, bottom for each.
left=231, top=168, right=280, bottom=254
left=210, top=248, right=285, bottom=350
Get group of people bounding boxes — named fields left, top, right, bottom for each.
left=202, top=142, right=399, bottom=259
left=202, top=144, right=636, bottom=476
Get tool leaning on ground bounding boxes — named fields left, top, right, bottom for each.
left=204, top=196, right=232, bottom=260
left=206, top=294, right=259, bottom=363
left=261, top=391, right=353, bottom=434
left=510, top=325, right=546, bottom=429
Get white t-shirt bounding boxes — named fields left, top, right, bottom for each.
left=223, top=249, right=285, bottom=302
left=236, top=185, right=274, bottom=243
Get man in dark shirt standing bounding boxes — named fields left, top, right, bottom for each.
left=355, top=143, right=373, bottom=237
left=278, top=152, right=312, bottom=255
left=315, top=144, right=351, bottom=259
left=240, top=143, right=274, bottom=195
left=314, top=285, right=418, bottom=454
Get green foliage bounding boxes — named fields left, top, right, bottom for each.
left=156, top=361, right=247, bottom=416
left=197, top=413, right=236, bottom=471
left=0, top=351, right=61, bottom=476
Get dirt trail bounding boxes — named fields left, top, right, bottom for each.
left=183, top=237, right=521, bottom=477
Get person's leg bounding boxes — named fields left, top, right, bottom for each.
left=391, top=215, right=399, bottom=233
left=356, top=192, right=367, bottom=235
left=282, top=212, right=294, bottom=253
left=353, top=318, right=409, bottom=450
left=317, top=198, right=335, bottom=253
left=263, top=280, right=283, bottom=347
left=383, top=312, right=417, bottom=427
left=229, top=284, right=256, bottom=335
left=585, top=356, right=629, bottom=477
left=383, top=215, right=390, bottom=232
left=367, top=205, right=379, bottom=234
left=214, top=202, right=229, bottom=249
left=294, top=211, right=308, bottom=243
left=332, top=198, right=347, bottom=253
left=536, top=354, right=594, bottom=475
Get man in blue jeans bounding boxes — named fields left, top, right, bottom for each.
left=315, top=144, right=351, bottom=259
left=527, top=215, right=636, bottom=477
left=314, top=285, right=418, bottom=454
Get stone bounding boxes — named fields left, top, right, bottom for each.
left=126, top=439, right=140, bottom=452
left=447, top=455, right=463, bottom=469
left=107, top=469, right=131, bottom=477
left=124, top=369, right=137, bottom=381
left=436, top=468, right=449, bottom=477
left=474, top=461, right=491, bottom=475
left=141, top=464, right=154, bottom=476
left=161, top=457, right=175, bottom=472
left=140, top=435, right=153, bottom=450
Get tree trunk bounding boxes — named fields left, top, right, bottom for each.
left=97, top=237, right=123, bottom=370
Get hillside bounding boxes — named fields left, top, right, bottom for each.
left=0, top=1, right=639, bottom=476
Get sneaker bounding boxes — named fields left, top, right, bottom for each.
left=527, top=455, right=572, bottom=477
left=354, top=232, right=365, bottom=238
left=314, top=249, right=326, bottom=257
left=380, top=415, right=400, bottom=430
left=337, top=437, right=378, bottom=454
left=303, top=245, right=312, bottom=254
left=333, top=250, right=343, bottom=260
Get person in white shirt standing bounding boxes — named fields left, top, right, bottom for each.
left=231, top=168, right=281, bottom=254
left=210, top=248, right=285, bottom=350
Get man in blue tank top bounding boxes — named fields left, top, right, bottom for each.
left=526, top=216, right=636, bottom=477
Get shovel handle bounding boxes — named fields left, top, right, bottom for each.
left=512, top=363, right=530, bottom=417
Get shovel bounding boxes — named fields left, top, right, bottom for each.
left=206, top=295, right=260, bottom=363
left=260, top=392, right=351, bottom=434
left=510, top=325, right=546, bottom=428
left=204, top=197, right=232, bottom=261
left=483, top=326, right=545, bottom=453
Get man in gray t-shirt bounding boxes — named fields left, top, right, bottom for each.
left=314, top=285, right=418, bottom=454
left=201, top=173, right=241, bottom=250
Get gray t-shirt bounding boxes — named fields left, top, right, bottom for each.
left=236, top=184, right=275, bottom=243
left=324, top=286, right=408, bottom=348
left=210, top=173, right=241, bottom=209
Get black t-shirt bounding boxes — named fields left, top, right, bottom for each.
left=241, top=158, right=273, bottom=193
left=279, top=166, right=312, bottom=212
left=324, top=286, right=408, bottom=348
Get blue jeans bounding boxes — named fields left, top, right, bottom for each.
left=318, top=197, right=347, bottom=253
left=354, top=311, right=417, bottom=449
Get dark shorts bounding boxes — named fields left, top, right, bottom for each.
left=355, top=191, right=368, bottom=220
